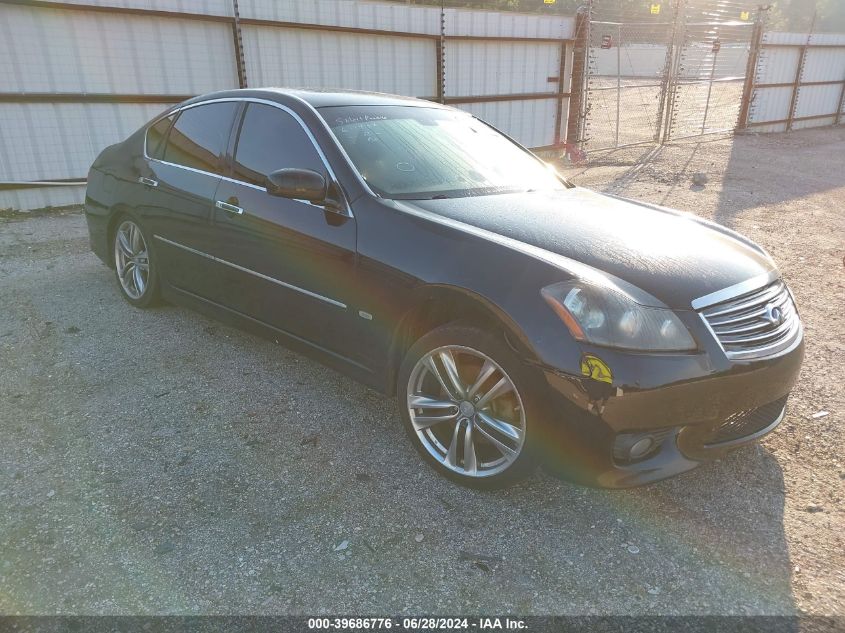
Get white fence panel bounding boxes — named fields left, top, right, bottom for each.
left=0, top=0, right=575, bottom=211
left=459, top=99, right=558, bottom=149
left=0, top=102, right=176, bottom=182
left=444, top=7, right=572, bottom=39
left=802, top=47, right=845, bottom=82
left=42, top=0, right=233, bottom=16
left=0, top=186, right=87, bottom=212
left=755, top=46, right=801, bottom=84
left=749, top=86, right=793, bottom=132
left=748, top=31, right=845, bottom=133
left=445, top=41, right=561, bottom=96
left=0, top=4, right=237, bottom=95
left=241, top=0, right=441, bottom=35
left=795, top=84, right=842, bottom=119
left=242, top=26, right=436, bottom=97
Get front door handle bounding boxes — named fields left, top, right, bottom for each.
left=215, top=200, right=244, bottom=215
left=138, top=177, right=158, bottom=187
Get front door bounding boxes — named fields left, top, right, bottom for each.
left=204, top=102, right=360, bottom=363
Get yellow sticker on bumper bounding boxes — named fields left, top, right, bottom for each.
left=580, top=354, right=613, bottom=384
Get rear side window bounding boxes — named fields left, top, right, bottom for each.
left=232, top=103, right=326, bottom=187
left=146, top=114, right=175, bottom=160
left=163, top=102, right=238, bottom=175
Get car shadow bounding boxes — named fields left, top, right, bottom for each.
left=539, top=444, right=796, bottom=616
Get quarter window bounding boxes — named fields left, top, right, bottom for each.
left=147, top=114, right=174, bottom=160
left=163, top=102, right=238, bottom=175
left=233, top=104, right=326, bottom=187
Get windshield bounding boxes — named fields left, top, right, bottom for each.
left=319, top=105, right=565, bottom=200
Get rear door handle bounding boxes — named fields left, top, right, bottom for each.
left=215, top=200, right=244, bottom=215
left=138, top=177, right=158, bottom=187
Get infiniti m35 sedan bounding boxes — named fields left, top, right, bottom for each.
left=85, top=89, right=803, bottom=488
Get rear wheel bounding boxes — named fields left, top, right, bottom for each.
left=398, top=324, right=541, bottom=488
left=113, top=217, right=160, bottom=308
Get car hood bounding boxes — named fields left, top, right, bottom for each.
left=403, top=188, right=775, bottom=309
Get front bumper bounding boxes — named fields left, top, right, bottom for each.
left=537, top=333, right=804, bottom=488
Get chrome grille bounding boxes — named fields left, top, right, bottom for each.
left=699, top=279, right=801, bottom=360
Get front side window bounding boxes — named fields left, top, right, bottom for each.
left=319, top=105, right=564, bottom=200
left=232, top=103, right=326, bottom=187
left=146, top=113, right=175, bottom=160
left=163, top=102, right=238, bottom=175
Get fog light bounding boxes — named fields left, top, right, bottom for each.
left=629, top=437, right=655, bottom=459
left=613, top=429, right=673, bottom=465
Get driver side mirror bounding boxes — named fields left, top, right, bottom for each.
left=265, top=168, right=327, bottom=203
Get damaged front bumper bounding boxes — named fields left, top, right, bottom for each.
left=536, top=333, right=804, bottom=488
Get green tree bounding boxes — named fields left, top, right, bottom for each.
left=395, top=0, right=845, bottom=30
left=767, top=0, right=845, bottom=32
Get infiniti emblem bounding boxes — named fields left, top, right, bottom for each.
left=764, top=303, right=785, bottom=326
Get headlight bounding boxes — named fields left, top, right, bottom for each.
left=541, top=281, right=696, bottom=351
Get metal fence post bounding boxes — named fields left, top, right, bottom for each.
left=737, top=9, right=766, bottom=131
left=437, top=1, right=446, bottom=104
left=553, top=38, right=568, bottom=146
left=615, top=24, right=621, bottom=147
left=836, top=77, right=845, bottom=126
left=564, top=6, right=589, bottom=154
left=787, top=12, right=816, bottom=132
left=232, top=0, right=248, bottom=88
left=700, top=38, right=719, bottom=134
left=659, top=0, right=685, bottom=144
left=786, top=44, right=808, bottom=132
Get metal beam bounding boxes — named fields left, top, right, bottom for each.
left=554, top=40, right=568, bottom=146
left=0, top=93, right=191, bottom=103
left=786, top=44, right=809, bottom=132
left=737, top=12, right=765, bottom=131
left=444, top=92, right=568, bottom=105
left=745, top=112, right=842, bottom=127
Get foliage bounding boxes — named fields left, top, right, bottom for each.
left=391, top=0, right=845, bottom=31
left=766, top=0, right=845, bottom=33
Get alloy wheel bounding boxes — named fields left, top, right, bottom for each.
left=406, top=345, right=526, bottom=478
left=114, top=220, right=150, bottom=300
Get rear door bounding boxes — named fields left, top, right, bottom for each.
left=204, top=102, right=360, bottom=361
left=140, top=101, right=239, bottom=299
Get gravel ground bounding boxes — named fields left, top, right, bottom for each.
left=1, top=127, right=843, bottom=616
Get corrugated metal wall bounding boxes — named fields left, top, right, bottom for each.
left=241, top=26, right=436, bottom=96
left=747, top=31, right=845, bottom=133
left=0, top=0, right=574, bottom=212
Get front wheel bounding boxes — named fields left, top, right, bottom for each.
left=398, top=324, right=541, bottom=488
left=113, top=216, right=160, bottom=308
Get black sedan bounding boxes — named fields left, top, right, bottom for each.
left=84, top=89, right=804, bottom=488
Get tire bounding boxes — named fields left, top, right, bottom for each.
left=112, top=214, right=160, bottom=308
left=397, top=323, right=542, bottom=489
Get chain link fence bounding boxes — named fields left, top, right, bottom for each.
left=581, top=0, right=758, bottom=152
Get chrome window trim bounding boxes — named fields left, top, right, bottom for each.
left=143, top=97, right=352, bottom=217
left=690, top=269, right=779, bottom=310
left=153, top=234, right=347, bottom=309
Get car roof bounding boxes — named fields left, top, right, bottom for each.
left=276, top=88, right=445, bottom=109
left=182, top=88, right=450, bottom=110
